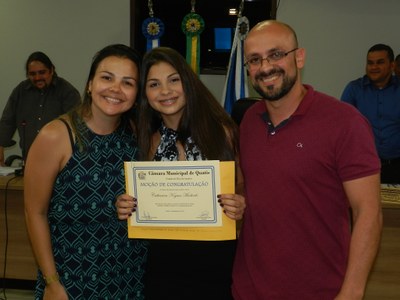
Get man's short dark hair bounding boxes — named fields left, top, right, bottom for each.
left=368, top=44, right=394, bottom=62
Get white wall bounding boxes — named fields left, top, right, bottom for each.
left=277, top=0, right=400, bottom=99
left=203, top=0, right=400, bottom=104
left=2, top=0, right=399, bottom=158
left=0, top=0, right=130, bottom=157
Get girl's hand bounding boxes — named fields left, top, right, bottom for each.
left=115, top=194, right=136, bottom=220
left=217, top=193, right=246, bottom=220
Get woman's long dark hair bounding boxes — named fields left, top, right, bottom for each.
left=137, top=47, right=238, bottom=161
left=67, top=44, right=141, bottom=150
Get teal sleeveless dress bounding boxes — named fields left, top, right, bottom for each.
left=34, top=117, right=148, bottom=300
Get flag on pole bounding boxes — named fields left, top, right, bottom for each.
left=222, top=16, right=249, bottom=114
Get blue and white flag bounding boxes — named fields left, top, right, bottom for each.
left=222, top=16, right=249, bottom=114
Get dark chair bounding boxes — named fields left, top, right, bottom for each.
left=230, top=97, right=261, bottom=125
left=5, top=154, right=23, bottom=167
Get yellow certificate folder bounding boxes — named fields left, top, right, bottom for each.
left=124, top=161, right=236, bottom=241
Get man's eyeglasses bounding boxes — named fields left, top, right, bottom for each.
left=244, top=48, right=298, bottom=69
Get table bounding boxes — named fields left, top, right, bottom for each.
left=0, top=175, right=37, bottom=281
left=364, top=186, right=400, bottom=299
left=0, top=176, right=399, bottom=299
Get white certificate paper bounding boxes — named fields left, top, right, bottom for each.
left=125, top=160, right=222, bottom=227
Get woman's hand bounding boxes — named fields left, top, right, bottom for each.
left=43, top=281, right=69, bottom=300
left=115, top=194, right=136, bottom=220
left=217, top=193, right=246, bottom=220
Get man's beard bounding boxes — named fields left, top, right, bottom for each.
left=253, top=68, right=297, bottom=101
left=33, top=80, right=48, bottom=90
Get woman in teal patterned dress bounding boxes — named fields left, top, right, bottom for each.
left=24, top=44, right=148, bottom=300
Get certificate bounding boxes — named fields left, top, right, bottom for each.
left=126, top=160, right=221, bottom=227
left=124, top=160, right=236, bottom=241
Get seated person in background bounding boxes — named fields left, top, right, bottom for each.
left=395, top=54, right=400, bottom=78
left=341, top=44, right=400, bottom=184
left=0, top=51, right=80, bottom=165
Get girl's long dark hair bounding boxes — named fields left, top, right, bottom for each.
left=137, top=47, right=238, bottom=161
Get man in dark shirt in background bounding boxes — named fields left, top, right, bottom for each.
left=0, top=51, right=80, bottom=165
left=341, top=44, right=400, bottom=184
